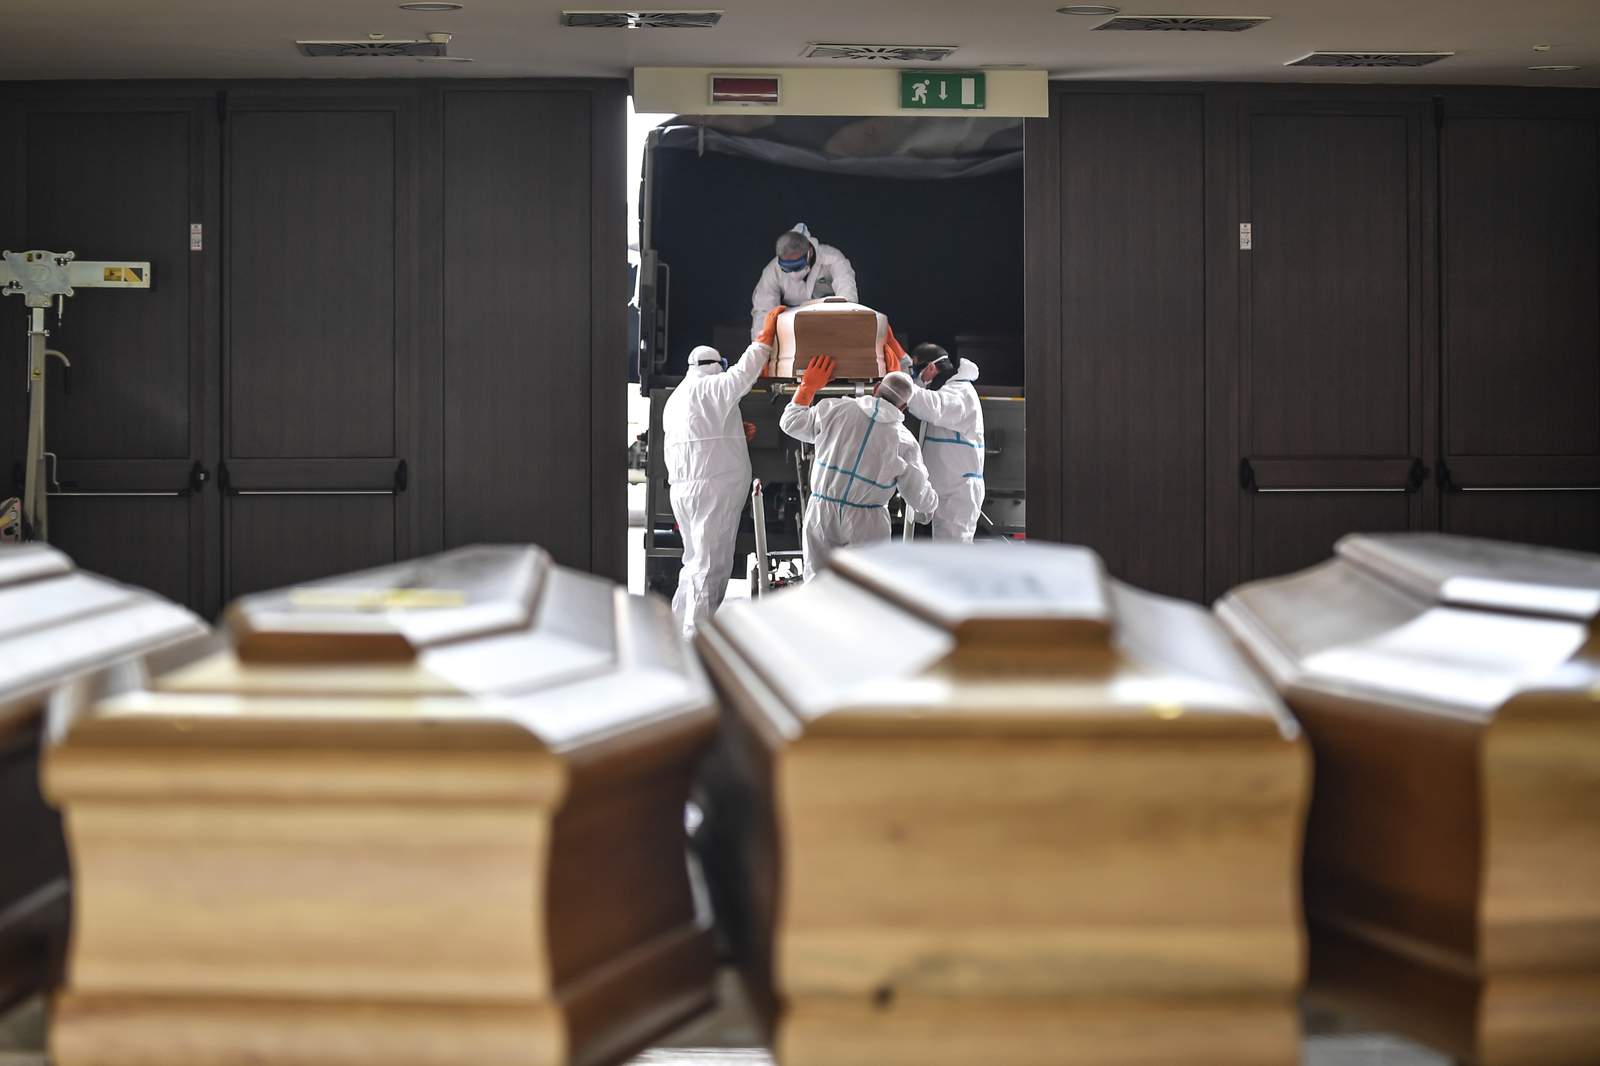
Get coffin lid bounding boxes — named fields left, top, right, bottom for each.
left=702, top=541, right=1294, bottom=741
left=1338, top=533, right=1600, bottom=622
left=1217, top=533, right=1600, bottom=719
left=0, top=545, right=206, bottom=737
left=225, top=545, right=545, bottom=662
left=64, top=545, right=714, bottom=760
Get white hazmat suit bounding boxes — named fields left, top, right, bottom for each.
left=780, top=394, right=937, bottom=580
left=750, top=224, right=858, bottom=340
left=905, top=358, right=986, bottom=542
left=662, top=340, right=769, bottom=639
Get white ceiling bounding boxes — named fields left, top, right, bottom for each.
left=2, top=0, right=1597, bottom=87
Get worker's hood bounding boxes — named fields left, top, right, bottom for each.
left=859, top=395, right=906, bottom=424
left=952, top=358, right=980, bottom=385
left=654, top=115, right=1022, bottom=181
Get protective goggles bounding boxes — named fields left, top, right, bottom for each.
left=777, top=253, right=811, bottom=273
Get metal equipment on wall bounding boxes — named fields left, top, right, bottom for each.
left=0, top=249, right=151, bottom=542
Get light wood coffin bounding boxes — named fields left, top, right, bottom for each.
left=1216, top=533, right=1600, bottom=1066
left=769, top=298, right=888, bottom=380
left=696, top=541, right=1310, bottom=1066
left=0, top=545, right=206, bottom=1010
left=43, top=545, right=718, bottom=1066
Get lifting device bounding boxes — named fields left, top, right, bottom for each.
left=1, top=250, right=152, bottom=542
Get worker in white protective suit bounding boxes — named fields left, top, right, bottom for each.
left=889, top=335, right=986, bottom=542
left=750, top=223, right=858, bottom=340
left=779, top=359, right=937, bottom=580
left=663, top=305, right=785, bottom=639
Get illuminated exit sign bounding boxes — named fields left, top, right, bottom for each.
left=899, top=71, right=985, bottom=110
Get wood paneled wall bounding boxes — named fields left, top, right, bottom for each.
left=0, top=79, right=626, bottom=616
left=1027, top=84, right=1600, bottom=601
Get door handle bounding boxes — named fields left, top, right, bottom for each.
left=1240, top=458, right=1426, bottom=494
left=219, top=460, right=408, bottom=496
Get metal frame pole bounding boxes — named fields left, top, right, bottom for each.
left=23, top=307, right=49, bottom=541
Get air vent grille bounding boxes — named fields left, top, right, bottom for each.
left=801, top=43, right=958, bottom=62
left=561, top=10, right=722, bottom=28
left=298, top=39, right=450, bottom=57
left=1094, top=15, right=1270, bottom=31
left=1287, top=50, right=1455, bottom=68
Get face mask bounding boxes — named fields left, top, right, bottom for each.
left=919, top=359, right=957, bottom=391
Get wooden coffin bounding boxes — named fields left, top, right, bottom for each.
left=770, top=298, right=888, bottom=380
left=44, top=545, right=718, bottom=1066
left=1216, top=533, right=1600, bottom=1066
left=0, top=545, right=206, bottom=1010
left=696, top=541, right=1310, bottom=1066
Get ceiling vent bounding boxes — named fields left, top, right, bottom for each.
left=560, top=10, right=722, bottom=28
left=1094, top=15, right=1269, bottom=31
left=1287, top=50, right=1455, bottom=68
left=298, top=38, right=449, bottom=57
left=801, top=43, right=959, bottom=62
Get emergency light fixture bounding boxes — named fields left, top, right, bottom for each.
left=709, top=74, right=781, bottom=106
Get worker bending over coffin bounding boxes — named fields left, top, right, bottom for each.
left=890, top=335, right=986, bottom=543
left=750, top=223, right=858, bottom=340
left=663, top=305, right=785, bottom=639
left=780, top=360, right=937, bottom=580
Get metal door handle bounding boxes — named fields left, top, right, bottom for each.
left=1240, top=458, right=1425, bottom=494
left=48, top=490, right=184, bottom=498
left=219, top=460, right=408, bottom=496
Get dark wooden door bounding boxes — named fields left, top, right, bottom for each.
left=1233, top=100, right=1436, bottom=579
left=221, top=95, right=416, bottom=599
left=1027, top=91, right=1207, bottom=600
left=1439, top=109, right=1600, bottom=551
left=440, top=87, right=625, bottom=577
left=0, top=96, right=216, bottom=613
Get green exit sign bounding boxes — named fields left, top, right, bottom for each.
left=900, top=71, right=986, bottom=111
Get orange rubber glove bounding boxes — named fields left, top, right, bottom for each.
left=884, top=324, right=908, bottom=373
left=758, top=305, right=786, bottom=347
left=743, top=421, right=757, bottom=443
left=794, top=355, right=836, bottom=407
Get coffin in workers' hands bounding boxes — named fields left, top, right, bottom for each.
left=0, top=545, right=205, bottom=1009
left=696, top=541, right=1309, bottom=1066
left=44, top=545, right=717, bottom=1066
left=769, top=298, right=889, bottom=380
left=1216, top=533, right=1600, bottom=1066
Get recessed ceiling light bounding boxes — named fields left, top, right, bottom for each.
left=1529, top=64, right=1580, bottom=71
left=1057, top=4, right=1120, bottom=14
left=400, top=2, right=464, bottom=10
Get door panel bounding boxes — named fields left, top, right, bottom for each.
left=3, top=100, right=213, bottom=612
left=1057, top=92, right=1206, bottom=601
left=1443, top=492, right=1600, bottom=555
left=1248, top=115, right=1412, bottom=458
left=1251, top=493, right=1412, bottom=580
left=1440, top=113, right=1600, bottom=551
left=223, top=97, right=414, bottom=600
left=1237, top=102, right=1431, bottom=580
left=228, top=110, right=396, bottom=460
left=29, top=112, right=192, bottom=461
left=226, top=495, right=396, bottom=599
left=1444, top=118, right=1598, bottom=459
left=49, top=496, right=193, bottom=605
left=442, top=90, right=593, bottom=569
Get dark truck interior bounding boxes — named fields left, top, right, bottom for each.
left=640, top=115, right=1024, bottom=387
